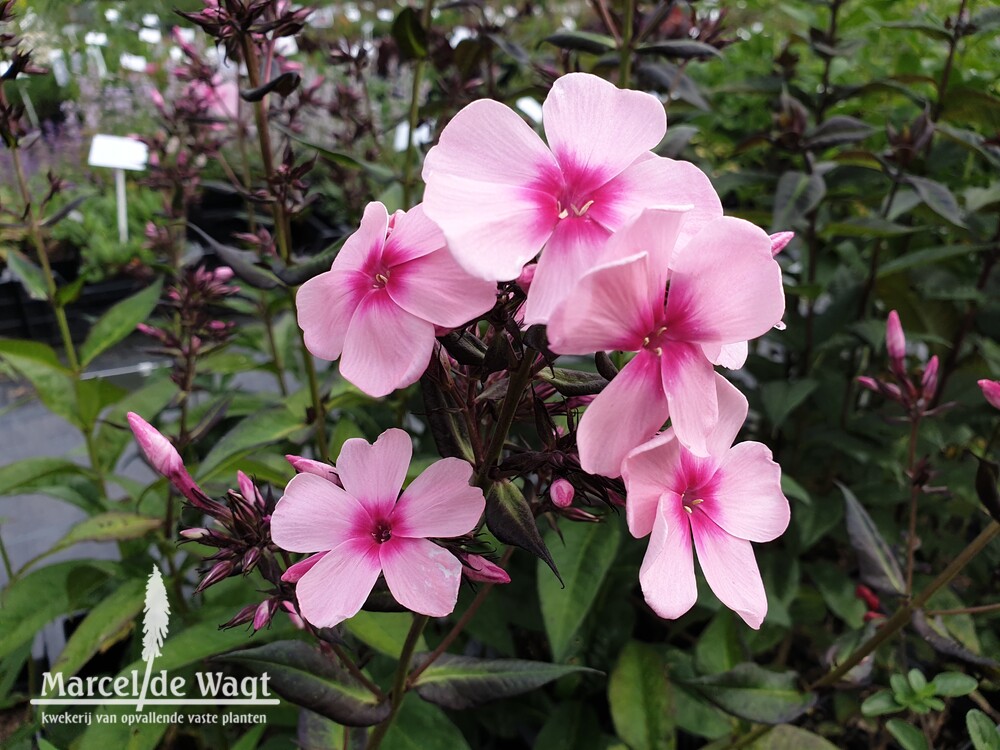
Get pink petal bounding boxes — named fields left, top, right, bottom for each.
left=979, top=379, right=1000, bottom=410
left=622, top=430, right=685, bottom=538
left=660, top=342, right=717, bottom=457
left=543, top=73, right=666, bottom=184
left=423, top=99, right=560, bottom=281
left=271, top=473, right=372, bottom=553
left=665, top=217, right=784, bottom=344
left=578, top=351, right=669, bottom=477
left=340, top=291, right=436, bottom=397
left=296, top=269, right=368, bottom=361
left=522, top=217, right=612, bottom=325
left=381, top=204, right=449, bottom=266
left=336, top=428, right=412, bottom=521
left=334, top=202, right=390, bottom=273
left=380, top=537, right=463, bottom=617
left=281, top=551, right=327, bottom=583
left=705, top=375, right=749, bottom=461
left=701, top=341, right=749, bottom=370
left=599, top=206, right=688, bottom=299
left=388, top=248, right=497, bottom=328
left=391, top=457, right=485, bottom=538
left=702, top=442, right=789, bottom=543
left=690, top=512, right=768, bottom=629
left=601, top=155, right=722, bottom=250
left=295, top=537, right=382, bottom=628
left=547, top=251, right=655, bottom=355
left=640, top=500, right=697, bottom=620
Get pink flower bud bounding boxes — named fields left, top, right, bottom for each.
left=979, top=379, right=1000, bottom=410
left=551, top=478, right=575, bottom=508
left=282, top=551, right=327, bottom=583
left=459, top=553, right=511, bottom=584
left=212, top=266, right=235, bottom=283
left=856, top=376, right=880, bottom=393
left=516, top=263, right=536, bottom=292
left=921, top=356, right=939, bottom=401
left=285, top=455, right=341, bottom=486
left=252, top=600, right=276, bottom=631
left=237, top=470, right=264, bottom=509
left=196, top=560, right=234, bottom=593
left=180, top=527, right=210, bottom=540
left=127, top=412, right=207, bottom=506
left=886, top=310, right=906, bottom=366
left=769, top=231, right=794, bottom=256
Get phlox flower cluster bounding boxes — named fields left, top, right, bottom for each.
left=242, top=73, right=790, bottom=629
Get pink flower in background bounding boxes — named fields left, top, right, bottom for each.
left=422, top=72, right=722, bottom=324
left=547, top=207, right=785, bottom=476
left=296, top=202, right=497, bottom=397
left=979, top=379, right=1000, bottom=410
left=271, top=429, right=486, bottom=628
left=621, top=378, right=789, bottom=629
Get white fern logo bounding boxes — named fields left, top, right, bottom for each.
left=136, top=565, right=170, bottom=711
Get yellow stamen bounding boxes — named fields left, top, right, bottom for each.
left=557, top=208, right=569, bottom=219
left=683, top=505, right=693, bottom=514
left=691, top=498, right=704, bottom=505
left=574, top=199, right=594, bottom=216
left=375, top=273, right=388, bottom=284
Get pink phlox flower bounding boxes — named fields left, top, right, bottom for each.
left=270, top=429, right=486, bottom=628
left=296, top=201, right=497, bottom=397
left=621, top=377, right=790, bottom=629
left=547, top=206, right=785, bottom=476
left=422, top=72, right=722, bottom=324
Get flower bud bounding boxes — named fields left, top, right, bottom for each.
left=979, top=379, right=1000, bottom=411
left=459, top=553, right=511, bottom=584
left=179, top=527, right=210, bottom=540
left=769, top=231, right=794, bottom=256
left=551, top=478, right=575, bottom=508
left=281, top=551, right=327, bottom=583
left=253, top=599, right=277, bottom=631
left=516, top=263, right=536, bottom=292
left=195, top=560, right=234, bottom=593
left=921, top=356, right=939, bottom=402
left=237, top=470, right=264, bottom=509
left=220, top=603, right=257, bottom=629
left=285, top=454, right=341, bottom=485
left=127, top=412, right=204, bottom=503
left=886, top=310, right=906, bottom=371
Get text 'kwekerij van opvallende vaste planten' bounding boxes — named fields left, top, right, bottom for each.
left=1, top=0, right=1000, bottom=748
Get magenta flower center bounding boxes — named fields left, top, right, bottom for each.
left=372, top=270, right=390, bottom=289
left=680, top=492, right=704, bottom=516
left=556, top=196, right=595, bottom=220
left=642, top=325, right=670, bottom=356
left=371, top=520, right=392, bottom=544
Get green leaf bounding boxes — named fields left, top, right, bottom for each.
left=0, top=560, right=115, bottom=661
left=189, top=224, right=283, bottom=290
left=50, top=577, right=145, bottom=677
left=608, top=641, right=675, bottom=750
left=278, top=125, right=396, bottom=183
left=861, top=690, right=902, bottom=717
left=695, top=611, right=742, bottom=675
left=542, top=31, right=617, bottom=55
left=4, top=248, right=48, bottom=300
left=636, top=39, right=722, bottom=59
left=931, top=672, right=978, bottom=697
left=0, top=457, right=89, bottom=496
left=52, top=512, right=161, bottom=551
left=803, top=116, right=875, bottom=150
left=74, top=376, right=127, bottom=430
left=772, top=171, right=825, bottom=231
left=538, top=517, right=621, bottom=661
left=533, top=701, right=608, bottom=750
left=486, top=480, right=559, bottom=580
left=905, top=175, right=966, bottom=228
left=344, top=611, right=427, bottom=659
left=886, top=719, right=929, bottom=750
left=883, top=20, right=951, bottom=41
left=92, top=374, right=176, bottom=474
left=838, top=482, right=905, bottom=595
left=410, top=652, right=599, bottom=710
left=760, top=379, right=817, bottom=432
left=217, top=640, right=389, bottom=726
left=537, top=368, right=608, bottom=396
left=748, top=724, right=840, bottom=749
left=297, top=710, right=345, bottom=750
left=682, top=663, right=815, bottom=724
left=967, top=709, right=1000, bottom=750
left=383, top=694, right=471, bottom=750
left=196, top=407, right=306, bottom=479
left=808, top=561, right=865, bottom=627
left=78, top=279, right=163, bottom=367
left=877, top=243, right=990, bottom=278
left=822, top=217, right=923, bottom=238
left=0, top=339, right=80, bottom=427
left=392, top=7, right=428, bottom=60
left=232, top=724, right=268, bottom=750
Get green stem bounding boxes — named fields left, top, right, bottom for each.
left=10, top=147, right=79, bottom=373
left=262, top=295, right=288, bottom=396
left=365, top=614, right=428, bottom=750
left=618, top=0, right=635, bottom=88
left=904, top=415, right=922, bottom=595
left=0, top=525, right=14, bottom=581
left=291, top=289, right=328, bottom=459
left=401, top=0, right=435, bottom=208
left=475, top=349, right=536, bottom=487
